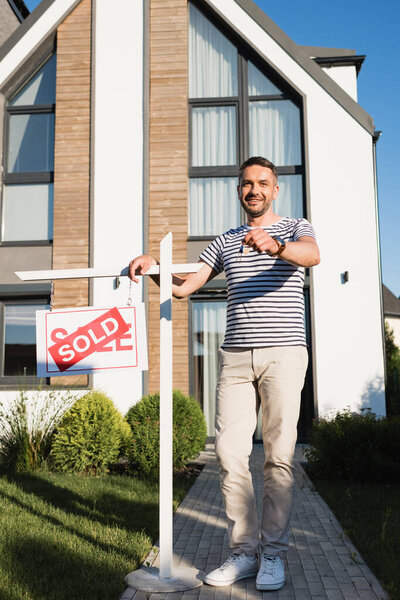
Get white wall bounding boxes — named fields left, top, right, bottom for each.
left=322, top=65, right=358, bottom=101
left=210, top=0, right=386, bottom=417
left=91, top=0, right=145, bottom=415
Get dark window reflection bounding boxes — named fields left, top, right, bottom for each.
left=4, top=303, right=49, bottom=376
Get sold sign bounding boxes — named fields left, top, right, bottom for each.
left=36, top=305, right=148, bottom=377
left=48, top=307, right=129, bottom=371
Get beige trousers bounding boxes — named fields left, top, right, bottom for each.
left=215, top=345, right=308, bottom=557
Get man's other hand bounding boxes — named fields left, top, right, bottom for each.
left=242, top=228, right=279, bottom=255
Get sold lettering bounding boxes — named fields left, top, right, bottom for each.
left=48, top=307, right=129, bottom=371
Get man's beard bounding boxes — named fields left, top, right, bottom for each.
left=240, top=196, right=272, bottom=218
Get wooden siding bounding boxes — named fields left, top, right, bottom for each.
left=51, top=0, right=91, bottom=385
left=148, top=0, right=189, bottom=394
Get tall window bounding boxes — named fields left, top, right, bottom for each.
left=189, top=3, right=313, bottom=436
left=1, top=54, right=56, bottom=243
left=188, top=3, right=304, bottom=238
left=192, top=299, right=226, bottom=434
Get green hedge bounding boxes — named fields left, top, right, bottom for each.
left=50, top=391, right=131, bottom=474
left=305, top=410, right=400, bottom=482
left=125, top=391, right=207, bottom=475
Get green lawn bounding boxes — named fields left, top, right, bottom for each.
left=0, top=469, right=195, bottom=600
left=313, top=478, right=400, bottom=600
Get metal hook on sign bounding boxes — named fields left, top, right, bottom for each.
left=127, top=279, right=133, bottom=306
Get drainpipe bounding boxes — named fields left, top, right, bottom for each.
left=372, top=130, right=387, bottom=413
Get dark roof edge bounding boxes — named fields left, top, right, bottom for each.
left=301, top=45, right=356, bottom=58
left=227, top=0, right=375, bottom=135
left=314, top=55, right=366, bottom=76
left=7, top=0, right=30, bottom=22
left=0, top=0, right=58, bottom=63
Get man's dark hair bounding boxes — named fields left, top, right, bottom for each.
left=238, top=156, right=278, bottom=184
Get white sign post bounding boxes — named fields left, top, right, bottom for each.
left=16, top=233, right=203, bottom=592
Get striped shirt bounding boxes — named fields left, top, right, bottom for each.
left=199, top=217, right=316, bottom=348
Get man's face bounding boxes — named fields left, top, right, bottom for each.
left=237, top=165, right=279, bottom=218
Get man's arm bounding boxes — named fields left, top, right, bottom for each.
left=128, top=255, right=217, bottom=298
left=242, top=229, right=320, bottom=267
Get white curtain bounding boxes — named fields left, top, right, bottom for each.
left=249, top=100, right=301, bottom=166
left=248, top=61, right=281, bottom=96
left=189, top=3, right=237, bottom=98
left=193, top=301, right=227, bottom=435
left=275, top=175, right=303, bottom=219
left=190, top=177, right=240, bottom=236
left=192, top=106, right=236, bottom=166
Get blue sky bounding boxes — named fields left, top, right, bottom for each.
left=23, top=0, right=400, bottom=296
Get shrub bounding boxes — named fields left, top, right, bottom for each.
left=0, top=389, right=75, bottom=471
left=305, top=409, right=400, bottom=483
left=50, top=391, right=131, bottom=474
left=125, top=390, right=207, bottom=475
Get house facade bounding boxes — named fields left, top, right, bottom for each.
left=0, top=0, right=386, bottom=437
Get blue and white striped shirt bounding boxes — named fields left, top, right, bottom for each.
left=199, top=217, right=316, bottom=348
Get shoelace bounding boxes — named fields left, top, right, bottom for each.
left=220, top=553, right=242, bottom=570
left=259, top=555, right=279, bottom=575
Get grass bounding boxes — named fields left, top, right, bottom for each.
left=0, top=468, right=196, bottom=600
left=312, top=478, right=400, bottom=600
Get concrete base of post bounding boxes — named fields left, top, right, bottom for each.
left=125, top=566, right=203, bottom=592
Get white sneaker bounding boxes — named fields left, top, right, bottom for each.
left=256, top=554, right=285, bottom=590
left=204, top=553, right=258, bottom=587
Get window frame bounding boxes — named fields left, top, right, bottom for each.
left=0, top=296, right=50, bottom=387
left=188, top=1, right=307, bottom=239
left=1, top=53, right=56, bottom=246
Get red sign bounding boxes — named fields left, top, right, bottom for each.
left=47, top=307, right=130, bottom=371
left=36, top=305, right=148, bottom=377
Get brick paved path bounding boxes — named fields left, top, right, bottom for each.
left=120, top=444, right=388, bottom=600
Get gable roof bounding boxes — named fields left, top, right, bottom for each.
left=204, top=0, right=375, bottom=135
left=383, top=284, right=400, bottom=318
left=0, top=0, right=80, bottom=89
left=7, top=0, right=30, bottom=22
left=1, top=0, right=375, bottom=136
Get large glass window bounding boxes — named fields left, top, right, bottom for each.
left=1, top=299, right=49, bottom=380
left=189, top=3, right=313, bottom=436
left=1, top=54, right=56, bottom=243
left=192, top=299, right=226, bottom=434
left=189, top=3, right=304, bottom=237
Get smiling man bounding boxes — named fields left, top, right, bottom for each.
left=129, top=156, right=320, bottom=591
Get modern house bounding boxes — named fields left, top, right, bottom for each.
left=0, top=0, right=386, bottom=438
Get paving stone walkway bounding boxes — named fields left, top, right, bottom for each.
left=120, top=444, right=388, bottom=600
